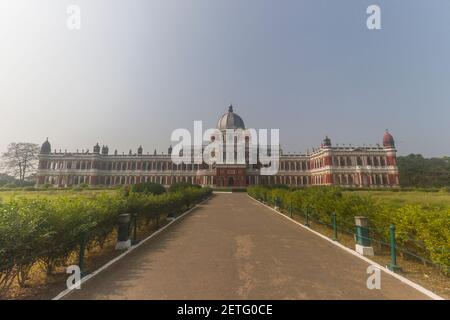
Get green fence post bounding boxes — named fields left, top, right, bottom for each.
left=331, top=212, right=337, bottom=241
left=387, top=224, right=401, bottom=272
left=79, top=232, right=87, bottom=278
left=354, top=216, right=374, bottom=256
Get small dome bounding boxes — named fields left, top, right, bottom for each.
left=217, top=105, right=245, bottom=130
left=383, top=130, right=395, bottom=148
left=40, top=138, right=51, bottom=154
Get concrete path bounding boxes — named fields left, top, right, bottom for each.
left=65, top=193, right=429, bottom=300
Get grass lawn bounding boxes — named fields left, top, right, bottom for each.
left=344, top=190, right=450, bottom=209
left=0, top=188, right=118, bottom=201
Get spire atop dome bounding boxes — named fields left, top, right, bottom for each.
left=228, top=104, right=233, bottom=113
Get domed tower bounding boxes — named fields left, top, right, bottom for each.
left=382, top=130, right=399, bottom=187
left=40, top=138, right=51, bottom=154
left=137, top=145, right=143, bottom=155
left=217, top=105, right=245, bottom=131
left=321, top=136, right=333, bottom=172
left=213, top=105, right=248, bottom=188
left=37, top=138, right=52, bottom=185
left=383, top=130, right=395, bottom=148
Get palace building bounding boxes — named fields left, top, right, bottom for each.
left=36, top=106, right=399, bottom=188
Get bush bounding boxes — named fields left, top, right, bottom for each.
left=439, top=187, right=450, bottom=194
left=130, top=182, right=166, bottom=195
left=213, top=187, right=247, bottom=192
left=22, top=186, right=36, bottom=191
left=2, top=183, right=19, bottom=189
left=0, top=186, right=212, bottom=295
left=168, top=182, right=200, bottom=193
left=39, top=184, right=54, bottom=190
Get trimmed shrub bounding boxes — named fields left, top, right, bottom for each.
left=22, top=186, right=37, bottom=192
left=0, top=186, right=212, bottom=295
left=130, top=182, right=165, bottom=195
left=168, top=182, right=200, bottom=193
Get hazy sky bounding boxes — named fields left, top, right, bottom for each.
left=1, top=1, right=449, bottom=157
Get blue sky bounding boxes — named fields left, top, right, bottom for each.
left=1, top=0, right=449, bottom=156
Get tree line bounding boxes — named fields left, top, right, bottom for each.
left=397, top=154, right=450, bottom=188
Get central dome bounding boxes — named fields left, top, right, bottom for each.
left=217, top=105, right=245, bottom=130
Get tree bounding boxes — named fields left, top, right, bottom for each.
left=397, top=154, right=450, bottom=187
left=1, top=143, right=39, bottom=181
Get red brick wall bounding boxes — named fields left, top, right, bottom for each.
left=386, top=155, right=397, bottom=166
left=215, top=167, right=246, bottom=187
left=388, top=173, right=399, bottom=186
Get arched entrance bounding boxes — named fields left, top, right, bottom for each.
left=228, top=176, right=234, bottom=186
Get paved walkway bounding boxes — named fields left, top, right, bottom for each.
left=65, top=193, right=429, bottom=299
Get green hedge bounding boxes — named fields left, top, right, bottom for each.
left=248, top=186, right=450, bottom=271
left=0, top=187, right=212, bottom=295
left=213, top=187, right=248, bottom=192
left=130, top=182, right=166, bottom=195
